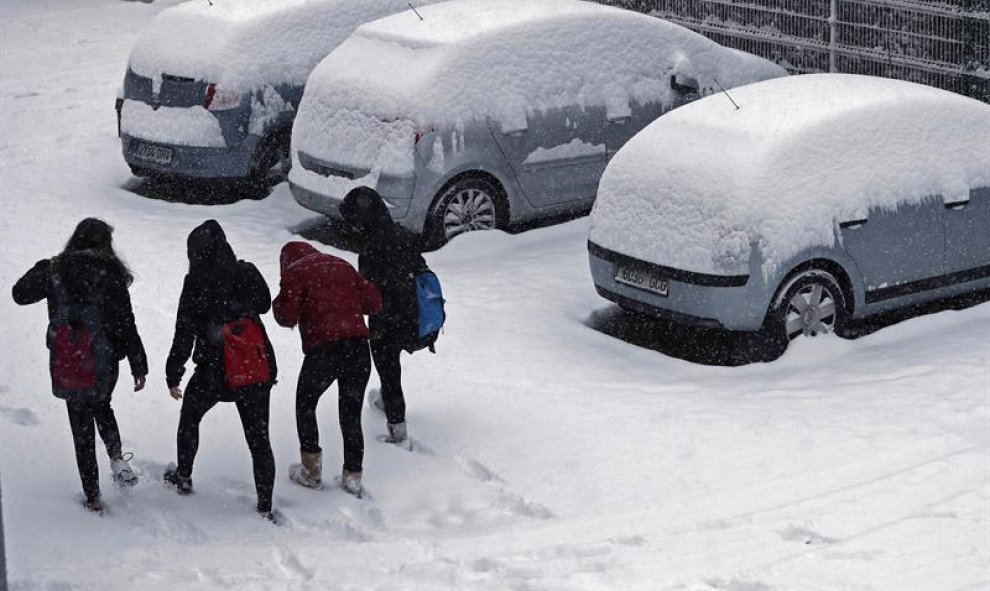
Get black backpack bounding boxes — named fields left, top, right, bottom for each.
left=47, top=273, right=113, bottom=400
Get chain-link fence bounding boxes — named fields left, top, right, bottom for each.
left=597, top=0, right=990, bottom=102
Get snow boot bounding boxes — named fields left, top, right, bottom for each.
left=289, top=450, right=323, bottom=489
left=111, top=452, right=138, bottom=487
left=163, top=466, right=193, bottom=495
left=339, top=469, right=363, bottom=498
left=368, top=388, right=385, bottom=413
left=383, top=422, right=412, bottom=451
left=83, top=494, right=104, bottom=515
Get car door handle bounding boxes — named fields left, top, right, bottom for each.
left=839, top=219, right=868, bottom=229
left=944, top=200, right=969, bottom=210
left=607, top=116, right=631, bottom=124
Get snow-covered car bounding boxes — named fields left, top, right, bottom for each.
left=589, top=74, right=990, bottom=349
left=118, top=0, right=440, bottom=184
left=289, top=0, right=786, bottom=245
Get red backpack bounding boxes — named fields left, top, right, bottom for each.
left=48, top=277, right=112, bottom=400
left=221, top=317, right=271, bottom=390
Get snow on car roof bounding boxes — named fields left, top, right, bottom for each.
left=589, top=74, right=990, bottom=278
left=355, top=0, right=609, bottom=48
left=293, top=0, right=785, bottom=178
left=127, top=0, right=438, bottom=92
left=308, top=0, right=784, bottom=127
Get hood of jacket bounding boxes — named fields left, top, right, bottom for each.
left=339, top=186, right=392, bottom=235
left=280, top=241, right=321, bottom=272
left=187, top=220, right=236, bottom=276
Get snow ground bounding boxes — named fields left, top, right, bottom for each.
left=1, top=2, right=988, bottom=590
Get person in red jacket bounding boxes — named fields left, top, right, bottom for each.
left=273, top=242, right=382, bottom=497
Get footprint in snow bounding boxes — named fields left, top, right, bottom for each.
left=779, top=524, right=837, bottom=545
left=0, top=404, right=40, bottom=427
left=457, top=456, right=506, bottom=484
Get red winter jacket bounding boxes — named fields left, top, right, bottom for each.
left=273, top=242, right=382, bottom=353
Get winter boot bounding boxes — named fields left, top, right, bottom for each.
left=367, top=388, right=385, bottom=413
left=163, top=466, right=193, bottom=495
left=111, top=452, right=138, bottom=487
left=383, top=422, right=412, bottom=450
left=83, top=494, right=104, bottom=515
left=339, top=469, right=363, bottom=498
left=289, top=450, right=323, bottom=489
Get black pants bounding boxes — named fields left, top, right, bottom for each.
left=65, top=363, right=122, bottom=501
left=176, top=369, right=275, bottom=512
left=296, top=339, right=370, bottom=473
left=370, top=339, right=406, bottom=425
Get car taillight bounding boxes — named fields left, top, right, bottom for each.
left=414, top=126, right=437, bottom=144
left=203, top=84, right=241, bottom=111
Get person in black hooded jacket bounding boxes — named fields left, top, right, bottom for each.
left=339, top=187, right=426, bottom=448
left=164, top=220, right=278, bottom=520
left=12, top=218, right=148, bottom=513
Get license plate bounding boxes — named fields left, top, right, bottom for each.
left=615, top=264, right=669, bottom=297
left=132, top=142, right=173, bottom=165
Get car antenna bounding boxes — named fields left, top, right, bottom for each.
left=713, top=77, right=740, bottom=111
left=407, top=2, right=424, bottom=20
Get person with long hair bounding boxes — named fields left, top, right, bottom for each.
left=163, top=220, right=278, bottom=520
left=12, top=218, right=148, bottom=513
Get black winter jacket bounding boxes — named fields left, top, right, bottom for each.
left=166, top=225, right=276, bottom=390
left=340, top=188, right=426, bottom=348
left=12, top=251, right=149, bottom=378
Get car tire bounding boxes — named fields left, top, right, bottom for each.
left=426, top=176, right=504, bottom=248
left=768, top=269, right=848, bottom=348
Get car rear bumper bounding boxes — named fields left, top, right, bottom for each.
left=288, top=152, right=421, bottom=227
left=588, top=242, right=769, bottom=332
left=122, top=134, right=257, bottom=179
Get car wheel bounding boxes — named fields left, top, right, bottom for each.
left=771, top=270, right=848, bottom=343
left=428, top=177, right=503, bottom=247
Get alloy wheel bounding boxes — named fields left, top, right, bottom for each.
left=442, top=187, right=497, bottom=240
left=784, top=282, right=838, bottom=339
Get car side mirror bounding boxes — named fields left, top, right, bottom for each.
left=671, top=73, right=699, bottom=95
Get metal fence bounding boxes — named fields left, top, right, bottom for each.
left=597, top=0, right=990, bottom=102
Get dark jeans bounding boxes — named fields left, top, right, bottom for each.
left=65, top=362, right=120, bottom=499
left=296, top=339, right=370, bottom=473
left=370, top=339, right=406, bottom=425
left=65, top=363, right=122, bottom=501
left=176, top=369, right=275, bottom=512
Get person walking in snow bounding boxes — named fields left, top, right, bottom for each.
left=273, top=241, right=382, bottom=497
left=12, top=218, right=148, bottom=514
left=339, top=187, right=427, bottom=450
left=164, top=220, right=278, bottom=520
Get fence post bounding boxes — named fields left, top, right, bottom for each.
left=829, top=0, right=839, bottom=72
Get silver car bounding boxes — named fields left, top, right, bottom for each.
left=289, top=0, right=785, bottom=246
left=588, top=74, right=990, bottom=352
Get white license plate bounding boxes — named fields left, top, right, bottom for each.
left=133, top=142, right=173, bottom=165
left=615, top=264, right=669, bottom=297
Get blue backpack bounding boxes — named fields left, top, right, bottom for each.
left=413, top=269, right=445, bottom=353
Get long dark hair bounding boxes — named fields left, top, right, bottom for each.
left=62, top=218, right=134, bottom=286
